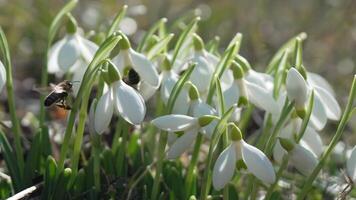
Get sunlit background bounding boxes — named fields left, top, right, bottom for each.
left=0, top=0, right=355, bottom=141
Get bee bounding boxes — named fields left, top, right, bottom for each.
left=44, top=80, right=74, bottom=110
left=123, top=69, right=140, bottom=87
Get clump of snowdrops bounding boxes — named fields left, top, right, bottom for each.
left=0, top=1, right=355, bottom=200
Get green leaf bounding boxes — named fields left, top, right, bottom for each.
left=24, top=132, right=42, bottom=185
left=42, top=156, right=57, bottom=199
left=53, top=168, right=72, bottom=200
left=137, top=18, right=167, bottom=52
left=166, top=63, right=196, bottom=113
left=146, top=33, right=174, bottom=59
left=171, top=17, right=199, bottom=65
left=106, top=5, right=128, bottom=38
left=0, top=130, right=22, bottom=191
left=273, top=50, right=289, bottom=98
left=48, top=0, right=78, bottom=45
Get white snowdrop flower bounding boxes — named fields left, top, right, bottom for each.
left=223, top=61, right=279, bottom=114
left=286, top=68, right=308, bottom=115
left=112, top=35, right=160, bottom=100
left=279, top=138, right=318, bottom=176
left=187, top=83, right=218, bottom=138
left=213, top=124, right=276, bottom=190
left=48, top=17, right=99, bottom=94
left=151, top=114, right=216, bottom=159
left=0, top=60, right=6, bottom=92
left=273, top=118, right=323, bottom=163
left=346, top=146, right=356, bottom=183
left=94, top=60, right=146, bottom=134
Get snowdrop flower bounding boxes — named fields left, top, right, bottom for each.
left=346, top=146, right=356, bottom=184
left=159, top=56, right=190, bottom=114
left=279, top=137, right=318, bottom=176
left=151, top=114, right=216, bottom=159
left=94, top=60, right=146, bottom=134
left=286, top=67, right=341, bottom=130
left=223, top=61, right=279, bottom=114
left=112, top=34, right=160, bottom=100
left=212, top=124, right=276, bottom=190
left=273, top=118, right=323, bottom=163
left=187, top=82, right=218, bottom=138
left=0, top=60, right=6, bottom=92
left=48, top=15, right=99, bottom=94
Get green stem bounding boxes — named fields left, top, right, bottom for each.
left=116, top=120, right=129, bottom=176
left=150, top=131, right=167, bottom=200
left=70, top=89, right=90, bottom=175
left=297, top=75, right=356, bottom=200
left=185, top=132, right=203, bottom=198
left=0, top=27, right=24, bottom=179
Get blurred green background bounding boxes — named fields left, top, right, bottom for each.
left=0, top=0, right=355, bottom=140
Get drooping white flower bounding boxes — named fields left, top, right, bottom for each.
left=94, top=60, right=146, bottom=134
left=213, top=124, right=276, bottom=190
left=112, top=35, right=160, bottom=100
left=346, top=146, right=356, bottom=183
left=286, top=67, right=341, bottom=130
left=151, top=114, right=216, bottom=159
left=48, top=19, right=99, bottom=94
left=223, top=61, right=279, bottom=115
left=279, top=138, right=318, bottom=176
left=0, top=60, right=6, bottom=92
left=273, top=118, right=324, bottom=163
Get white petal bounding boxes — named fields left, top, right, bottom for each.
left=300, top=126, right=323, bottom=157
left=307, top=72, right=335, bottom=96
left=246, top=81, right=279, bottom=114
left=346, top=146, right=356, bottom=182
left=129, top=48, right=160, bottom=87
left=57, top=35, right=80, bottom=72
left=76, top=34, right=98, bottom=62
left=273, top=141, right=286, bottom=164
left=172, top=88, right=190, bottom=115
left=71, top=62, right=87, bottom=96
left=0, top=60, right=6, bottom=92
left=167, top=132, right=178, bottom=145
left=137, top=81, right=157, bottom=101
left=190, top=55, right=214, bottom=93
left=88, top=99, right=97, bottom=134
left=290, top=144, right=318, bottom=176
left=221, top=70, right=234, bottom=90
left=286, top=68, right=308, bottom=108
left=48, top=38, right=66, bottom=74
left=245, top=70, right=274, bottom=91
left=160, top=71, right=179, bottom=104
left=94, top=89, right=114, bottom=134
left=228, top=106, right=242, bottom=122
left=309, top=94, right=327, bottom=131
left=151, top=114, right=198, bottom=132
left=166, top=129, right=198, bottom=159
left=241, top=140, right=276, bottom=184
left=212, top=144, right=237, bottom=190
left=189, top=100, right=218, bottom=138
left=112, top=51, right=125, bottom=74
left=314, top=86, right=341, bottom=120
left=223, top=81, right=240, bottom=109
left=114, top=81, right=146, bottom=125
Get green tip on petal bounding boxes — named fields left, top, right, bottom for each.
left=175, top=131, right=185, bottom=137
left=236, top=159, right=247, bottom=170
left=187, top=83, right=200, bottom=100
left=279, top=137, right=295, bottom=152
left=229, top=123, right=242, bottom=141
left=231, top=61, right=244, bottom=79
left=101, top=59, right=121, bottom=84
left=66, top=13, right=77, bottom=34
left=198, top=115, right=217, bottom=127
left=118, top=33, right=131, bottom=50
left=193, top=33, right=204, bottom=51
left=238, top=96, right=248, bottom=107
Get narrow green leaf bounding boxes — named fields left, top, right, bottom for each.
left=106, top=5, right=128, bottom=38
left=53, top=168, right=72, bottom=200
left=137, top=18, right=167, bottom=52
left=273, top=50, right=289, bottom=98
left=42, top=156, right=57, bottom=199
left=146, top=33, right=174, bottom=59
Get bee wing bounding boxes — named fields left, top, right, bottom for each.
left=32, top=86, right=54, bottom=94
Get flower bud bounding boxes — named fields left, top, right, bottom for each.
left=193, top=33, right=204, bottom=51
left=229, top=123, right=242, bottom=141
left=66, top=14, right=77, bottom=34
left=286, top=68, right=308, bottom=112
left=101, top=60, right=121, bottom=84
left=279, top=137, right=295, bottom=152
left=198, top=115, right=217, bottom=127
left=231, top=61, right=244, bottom=79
